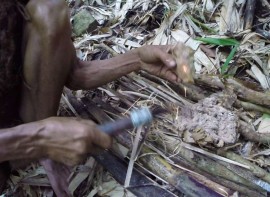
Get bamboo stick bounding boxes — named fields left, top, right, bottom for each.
left=194, top=74, right=270, bottom=107
left=218, top=151, right=270, bottom=185
left=244, top=0, right=256, bottom=29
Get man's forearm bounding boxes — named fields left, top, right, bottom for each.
left=0, top=121, right=46, bottom=162
left=67, top=49, right=140, bottom=90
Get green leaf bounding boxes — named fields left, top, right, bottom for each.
left=221, top=45, right=239, bottom=74
left=195, top=37, right=240, bottom=75
left=263, top=114, right=270, bottom=118
left=188, top=15, right=218, bottom=34
left=195, top=37, right=240, bottom=46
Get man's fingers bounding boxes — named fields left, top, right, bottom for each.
left=88, top=146, right=105, bottom=155
left=160, top=68, right=178, bottom=82
left=156, top=48, right=176, bottom=68
left=166, top=72, right=178, bottom=82
left=75, top=119, right=112, bottom=153
left=91, top=127, right=112, bottom=149
left=157, top=45, right=173, bottom=53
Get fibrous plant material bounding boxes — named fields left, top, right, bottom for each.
left=176, top=93, right=238, bottom=145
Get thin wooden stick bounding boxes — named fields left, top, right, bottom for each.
left=260, top=0, right=270, bottom=10
left=124, top=126, right=144, bottom=188
left=244, top=0, right=256, bottom=29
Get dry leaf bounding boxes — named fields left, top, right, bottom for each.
left=257, top=115, right=270, bottom=134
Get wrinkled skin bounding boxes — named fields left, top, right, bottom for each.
left=0, top=0, right=182, bottom=196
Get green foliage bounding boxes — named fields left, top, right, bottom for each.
left=189, top=16, right=218, bottom=34
left=195, top=37, right=240, bottom=46
left=262, top=114, right=270, bottom=118
left=195, top=37, right=240, bottom=74
left=221, top=45, right=239, bottom=74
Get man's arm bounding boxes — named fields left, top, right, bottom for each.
left=67, top=49, right=140, bottom=90
left=0, top=117, right=111, bottom=165
left=0, top=121, right=46, bottom=162
left=66, top=45, right=178, bottom=90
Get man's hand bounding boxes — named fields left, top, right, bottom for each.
left=41, top=117, right=111, bottom=166
left=135, top=45, right=178, bottom=82
left=67, top=45, right=180, bottom=90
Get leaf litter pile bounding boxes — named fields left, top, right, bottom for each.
left=4, top=0, right=270, bottom=196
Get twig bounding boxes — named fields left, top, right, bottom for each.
left=124, top=126, right=143, bottom=187
left=93, top=43, right=118, bottom=57
left=140, top=72, right=206, bottom=102
left=215, top=154, right=270, bottom=192
left=239, top=121, right=270, bottom=144
left=154, top=135, right=263, bottom=191
left=244, top=0, right=256, bottom=29
left=171, top=154, right=265, bottom=197
left=260, top=0, right=270, bottom=10
left=61, top=93, right=79, bottom=117
left=181, top=142, right=250, bottom=169
left=130, top=75, right=185, bottom=106
left=137, top=75, right=194, bottom=106
left=115, top=0, right=122, bottom=15
left=218, top=151, right=270, bottom=185
left=194, top=74, right=270, bottom=107
left=237, top=100, right=270, bottom=114
left=139, top=147, right=224, bottom=197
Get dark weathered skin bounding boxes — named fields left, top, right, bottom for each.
left=0, top=0, right=188, bottom=196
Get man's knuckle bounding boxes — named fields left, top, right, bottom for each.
left=69, top=152, right=79, bottom=162
left=78, top=125, right=88, bottom=136
left=78, top=142, right=88, bottom=153
left=73, top=140, right=86, bottom=155
left=69, top=158, right=78, bottom=166
left=74, top=156, right=81, bottom=164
